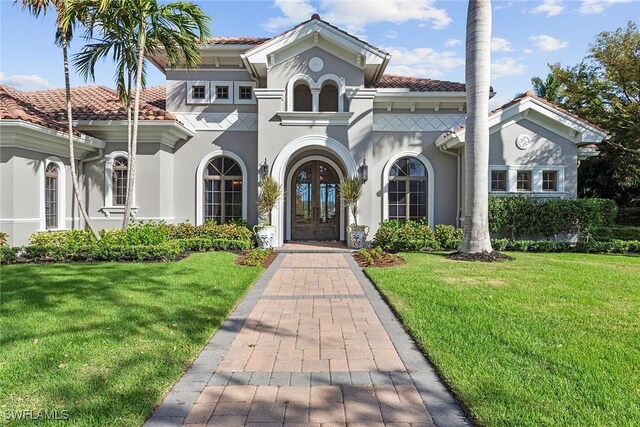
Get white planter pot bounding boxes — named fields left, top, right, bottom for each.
left=347, top=224, right=370, bottom=249
left=253, top=225, right=276, bottom=249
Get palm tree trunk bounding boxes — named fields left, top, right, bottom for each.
left=62, top=34, right=100, bottom=241
left=461, top=0, right=493, bottom=253
left=122, top=29, right=146, bottom=230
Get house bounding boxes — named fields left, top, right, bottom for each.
left=0, top=15, right=607, bottom=246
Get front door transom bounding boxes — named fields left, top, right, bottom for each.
left=292, top=160, right=340, bottom=240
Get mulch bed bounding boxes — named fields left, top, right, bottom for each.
left=446, top=250, right=514, bottom=262
left=352, top=252, right=405, bottom=268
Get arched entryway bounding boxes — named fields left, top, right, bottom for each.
left=291, top=160, right=340, bottom=240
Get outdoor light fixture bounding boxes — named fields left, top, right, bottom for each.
left=259, top=158, right=269, bottom=179
left=359, top=158, right=368, bottom=182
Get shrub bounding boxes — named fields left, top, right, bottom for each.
left=0, top=232, right=8, bottom=247
left=488, top=196, right=618, bottom=239
left=169, top=221, right=254, bottom=243
left=239, top=248, right=272, bottom=267
left=0, top=246, right=20, bottom=264
left=434, top=224, right=463, bottom=250
left=29, top=229, right=94, bottom=246
left=491, top=238, right=639, bottom=254
left=177, top=238, right=252, bottom=252
left=616, top=207, right=640, bottom=226
left=24, top=242, right=182, bottom=262
left=99, top=221, right=170, bottom=246
left=590, top=226, right=640, bottom=241
left=373, top=220, right=439, bottom=252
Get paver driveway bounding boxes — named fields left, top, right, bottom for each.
left=145, top=252, right=468, bottom=426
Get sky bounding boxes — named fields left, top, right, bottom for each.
left=0, top=0, right=638, bottom=109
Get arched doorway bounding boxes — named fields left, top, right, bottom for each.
left=291, top=160, right=340, bottom=240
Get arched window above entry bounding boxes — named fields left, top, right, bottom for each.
left=293, top=82, right=312, bottom=112
left=319, top=81, right=338, bottom=112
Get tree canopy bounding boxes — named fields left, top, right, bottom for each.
left=548, top=21, right=640, bottom=206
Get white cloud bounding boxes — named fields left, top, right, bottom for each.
left=445, top=38, right=461, bottom=48
left=530, top=0, right=564, bottom=16
left=523, top=48, right=534, bottom=55
left=491, top=37, right=513, bottom=52
left=264, top=0, right=317, bottom=32
left=383, top=46, right=464, bottom=79
left=529, top=34, right=569, bottom=51
left=491, top=58, right=527, bottom=78
left=265, top=0, right=452, bottom=33
left=579, top=0, right=634, bottom=14
left=385, top=30, right=398, bottom=39
left=0, top=72, right=54, bottom=90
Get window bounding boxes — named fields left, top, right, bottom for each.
left=293, top=83, right=312, bottom=111
left=319, top=82, right=338, bottom=112
left=388, top=157, right=428, bottom=223
left=112, top=156, right=128, bottom=206
left=234, top=81, right=257, bottom=104
left=216, top=86, right=229, bottom=99
left=516, top=170, right=532, bottom=191
left=542, top=170, right=558, bottom=191
left=491, top=170, right=507, bottom=191
left=203, top=156, right=243, bottom=223
left=45, top=163, right=58, bottom=229
left=238, top=86, right=252, bottom=100
left=192, top=85, right=206, bottom=99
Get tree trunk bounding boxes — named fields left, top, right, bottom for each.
left=461, top=0, right=493, bottom=253
left=62, top=35, right=100, bottom=241
left=122, top=29, right=146, bottom=230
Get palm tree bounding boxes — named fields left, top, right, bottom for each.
left=88, top=0, right=211, bottom=230
left=460, top=0, right=493, bottom=254
left=19, top=0, right=100, bottom=240
left=531, top=73, right=562, bottom=103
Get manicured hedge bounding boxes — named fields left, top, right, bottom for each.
left=489, top=196, right=618, bottom=239
left=590, top=226, right=640, bottom=241
left=177, top=238, right=252, bottom=252
left=23, top=242, right=182, bottom=262
left=616, top=207, right=640, bottom=226
left=492, top=238, right=640, bottom=254
left=372, top=221, right=464, bottom=252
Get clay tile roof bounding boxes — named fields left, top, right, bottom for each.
left=444, top=91, right=608, bottom=137
left=371, top=74, right=466, bottom=92
left=205, top=36, right=271, bottom=46
left=0, top=84, right=176, bottom=135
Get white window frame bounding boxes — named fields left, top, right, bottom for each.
left=211, top=81, right=233, bottom=104
left=285, top=73, right=346, bottom=112
left=40, top=156, right=66, bottom=231
left=186, top=81, right=210, bottom=104
left=489, top=165, right=565, bottom=195
left=102, top=151, right=138, bottom=218
left=234, top=81, right=257, bottom=105
left=195, top=150, right=248, bottom=225
left=490, top=169, right=508, bottom=193
left=382, top=151, right=435, bottom=228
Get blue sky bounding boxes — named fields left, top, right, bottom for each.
left=1, top=0, right=637, bottom=108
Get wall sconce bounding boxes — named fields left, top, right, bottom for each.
left=359, top=158, right=368, bottom=182
left=259, top=158, right=269, bottom=179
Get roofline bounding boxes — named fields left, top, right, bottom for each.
left=0, top=119, right=106, bottom=154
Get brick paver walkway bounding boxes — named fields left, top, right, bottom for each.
left=145, top=252, right=469, bottom=427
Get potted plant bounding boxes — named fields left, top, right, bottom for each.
left=340, top=175, right=369, bottom=248
left=254, top=176, right=282, bottom=249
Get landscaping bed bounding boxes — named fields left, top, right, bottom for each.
left=0, top=252, right=262, bottom=426
left=235, top=248, right=277, bottom=268
left=365, top=252, right=640, bottom=426
left=353, top=247, right=404, bottom=267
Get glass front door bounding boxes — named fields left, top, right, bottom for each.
left=292, top=160, right=340, bottom=240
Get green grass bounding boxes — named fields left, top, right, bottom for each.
left=365, top=252, right=640, bottom=427
left=0, top=253, right=262, bottom=426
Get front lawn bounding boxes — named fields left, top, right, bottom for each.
left=0, top=252, right=262, bottom=426
left=366, top=252, right=640, bottom=426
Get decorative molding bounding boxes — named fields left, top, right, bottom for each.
left=175, top=113, right=258, bottom=131
left=276, top=111, right=353, bottom=126
left=253, top=88, right=285, bottom=100
left=373, top=113, right=465, bottom=132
